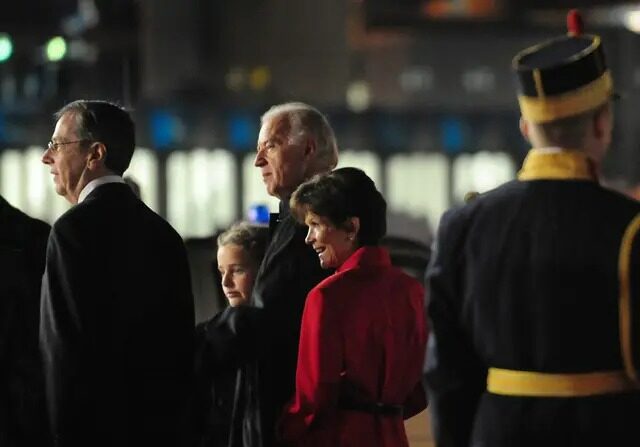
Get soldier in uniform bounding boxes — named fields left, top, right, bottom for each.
left=425, top=10, right=640, bottom=447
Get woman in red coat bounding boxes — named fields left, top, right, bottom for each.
left=279, top=167, right=427, bottom=447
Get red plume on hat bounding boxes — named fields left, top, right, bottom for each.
left=567, top=9, right=584, bottom=37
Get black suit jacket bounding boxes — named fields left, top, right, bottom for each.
left=0, top=196, right=51, bottom=447
left=40, top=182, right=194, bottom=447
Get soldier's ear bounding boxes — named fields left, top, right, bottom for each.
left=592, top=103, right=612, bottom=141
left=519, top=116, right=531, bottom=143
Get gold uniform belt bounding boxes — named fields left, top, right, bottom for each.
left=487, top=367, right=638, bottom=397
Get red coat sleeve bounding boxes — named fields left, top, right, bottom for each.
left=280, top=285, right=343, bottom=444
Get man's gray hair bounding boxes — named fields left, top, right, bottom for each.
left=261, top=102, right=339, bottom=175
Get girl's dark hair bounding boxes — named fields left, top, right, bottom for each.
left=290, top=167, right=387, bottom=246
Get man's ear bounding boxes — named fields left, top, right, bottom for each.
left=87, top=142, right=107, bottom=170
left=519, top=116, right=530, bottom=143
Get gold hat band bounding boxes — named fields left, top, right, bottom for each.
left=518, top=70, right=613, bottom=123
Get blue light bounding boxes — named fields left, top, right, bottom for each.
left=441, top=118, right=465, bottom=154
left=374, top=113, right=409, bottom=152
left=228, top=113, right=257, bottom=149
left=150, top=109, right=181, bottom=150
left=247, top=204, right=270, bottom=225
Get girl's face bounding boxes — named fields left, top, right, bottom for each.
left=217, top=244, right=258, bottom=307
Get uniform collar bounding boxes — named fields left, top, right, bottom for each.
left=517, top=148, right=599, bottom=182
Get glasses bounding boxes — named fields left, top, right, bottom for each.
left=46, top=139, right=92, bottom=152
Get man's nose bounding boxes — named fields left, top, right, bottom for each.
left=254, top=148, right=266, bottom=167
left=42, top=147, right=53, bottom=164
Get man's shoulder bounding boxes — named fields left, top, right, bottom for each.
left=0, top=197, right=50, bottom=245
left=310, top=269, right=358, bottom=298
left=52, top=200, right=93, bottom=232
left=4, top=204, right=50, bottom=232
left=597, top=184, right=640, bottom=212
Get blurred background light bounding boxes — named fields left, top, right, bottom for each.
left=46, top=36, right=67, bottom=62
left=441, top=117, right=466, bottom=154
left=399, top=66, right=434, bottom=93
left=624, top=9, right=640, bottom=33
left=0, top=33, right=13, bottom=63
left=150, top=109, right=185, bottom=150
left=247, top=204, right=270, bottom=225
left=228, top=113, right=258, bottom=149
left=225, top=67, right=245, bottom=92
left=249, top=66, right=271, bottom=91
left=346, top=80, right=371, bottom=113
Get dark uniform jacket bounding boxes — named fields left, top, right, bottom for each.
left=196, top=200, right=329, bottom=447
left=0, top=196, right=51, bottom=447
left=40, top=182, right=195, bottom=447
left=425, top=149, right=640, bottom=447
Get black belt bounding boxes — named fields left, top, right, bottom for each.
left=338, top=398, right=403, bottom=416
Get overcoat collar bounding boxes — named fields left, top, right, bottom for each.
left=336, top=246, right=391, bottom=274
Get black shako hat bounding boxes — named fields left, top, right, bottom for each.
left=513, top=9, right=615, bottom=123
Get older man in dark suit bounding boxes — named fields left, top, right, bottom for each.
left=0, top=196, right=50, bottom=447
left=40, top=100, right=194, bottom=447
left=196, top=103, right=338, bottom=447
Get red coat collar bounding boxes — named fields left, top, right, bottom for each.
left=336, top=246, right=391, bottom=273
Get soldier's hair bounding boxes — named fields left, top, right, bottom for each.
left=536, top=103, right=609, bottom=149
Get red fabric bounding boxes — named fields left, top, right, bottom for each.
left=280, top=246, right=428, bottom=447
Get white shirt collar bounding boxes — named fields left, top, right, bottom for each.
left=78, top=175, right=126, bottom=204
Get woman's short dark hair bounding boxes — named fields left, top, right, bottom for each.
left=55, top=100, right=135, bottom=176
left=217, top=222, right=269, bottom=265
left=290, top=167, right=387, bottom=246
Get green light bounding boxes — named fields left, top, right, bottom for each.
left=46, top=36, right=67, bottom=62
left=0, top=33, right=13, bottom=63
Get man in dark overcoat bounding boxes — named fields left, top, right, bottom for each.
left=425, top=11, right=640, bottom=447
left=196, top=102, right=337, bottom=447
left=0, top=196, right=51, bottom=447
left=40, top=100, right=194, bottom=447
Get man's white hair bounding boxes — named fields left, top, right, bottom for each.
left=261, top=102, right=338, bottom=175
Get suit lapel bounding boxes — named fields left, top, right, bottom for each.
left=258, top=214, right=297, bottom=278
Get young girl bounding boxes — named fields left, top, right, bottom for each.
left=194, top=222, right=268, bottom=447
left=216, top=222, right=267, bottom=308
